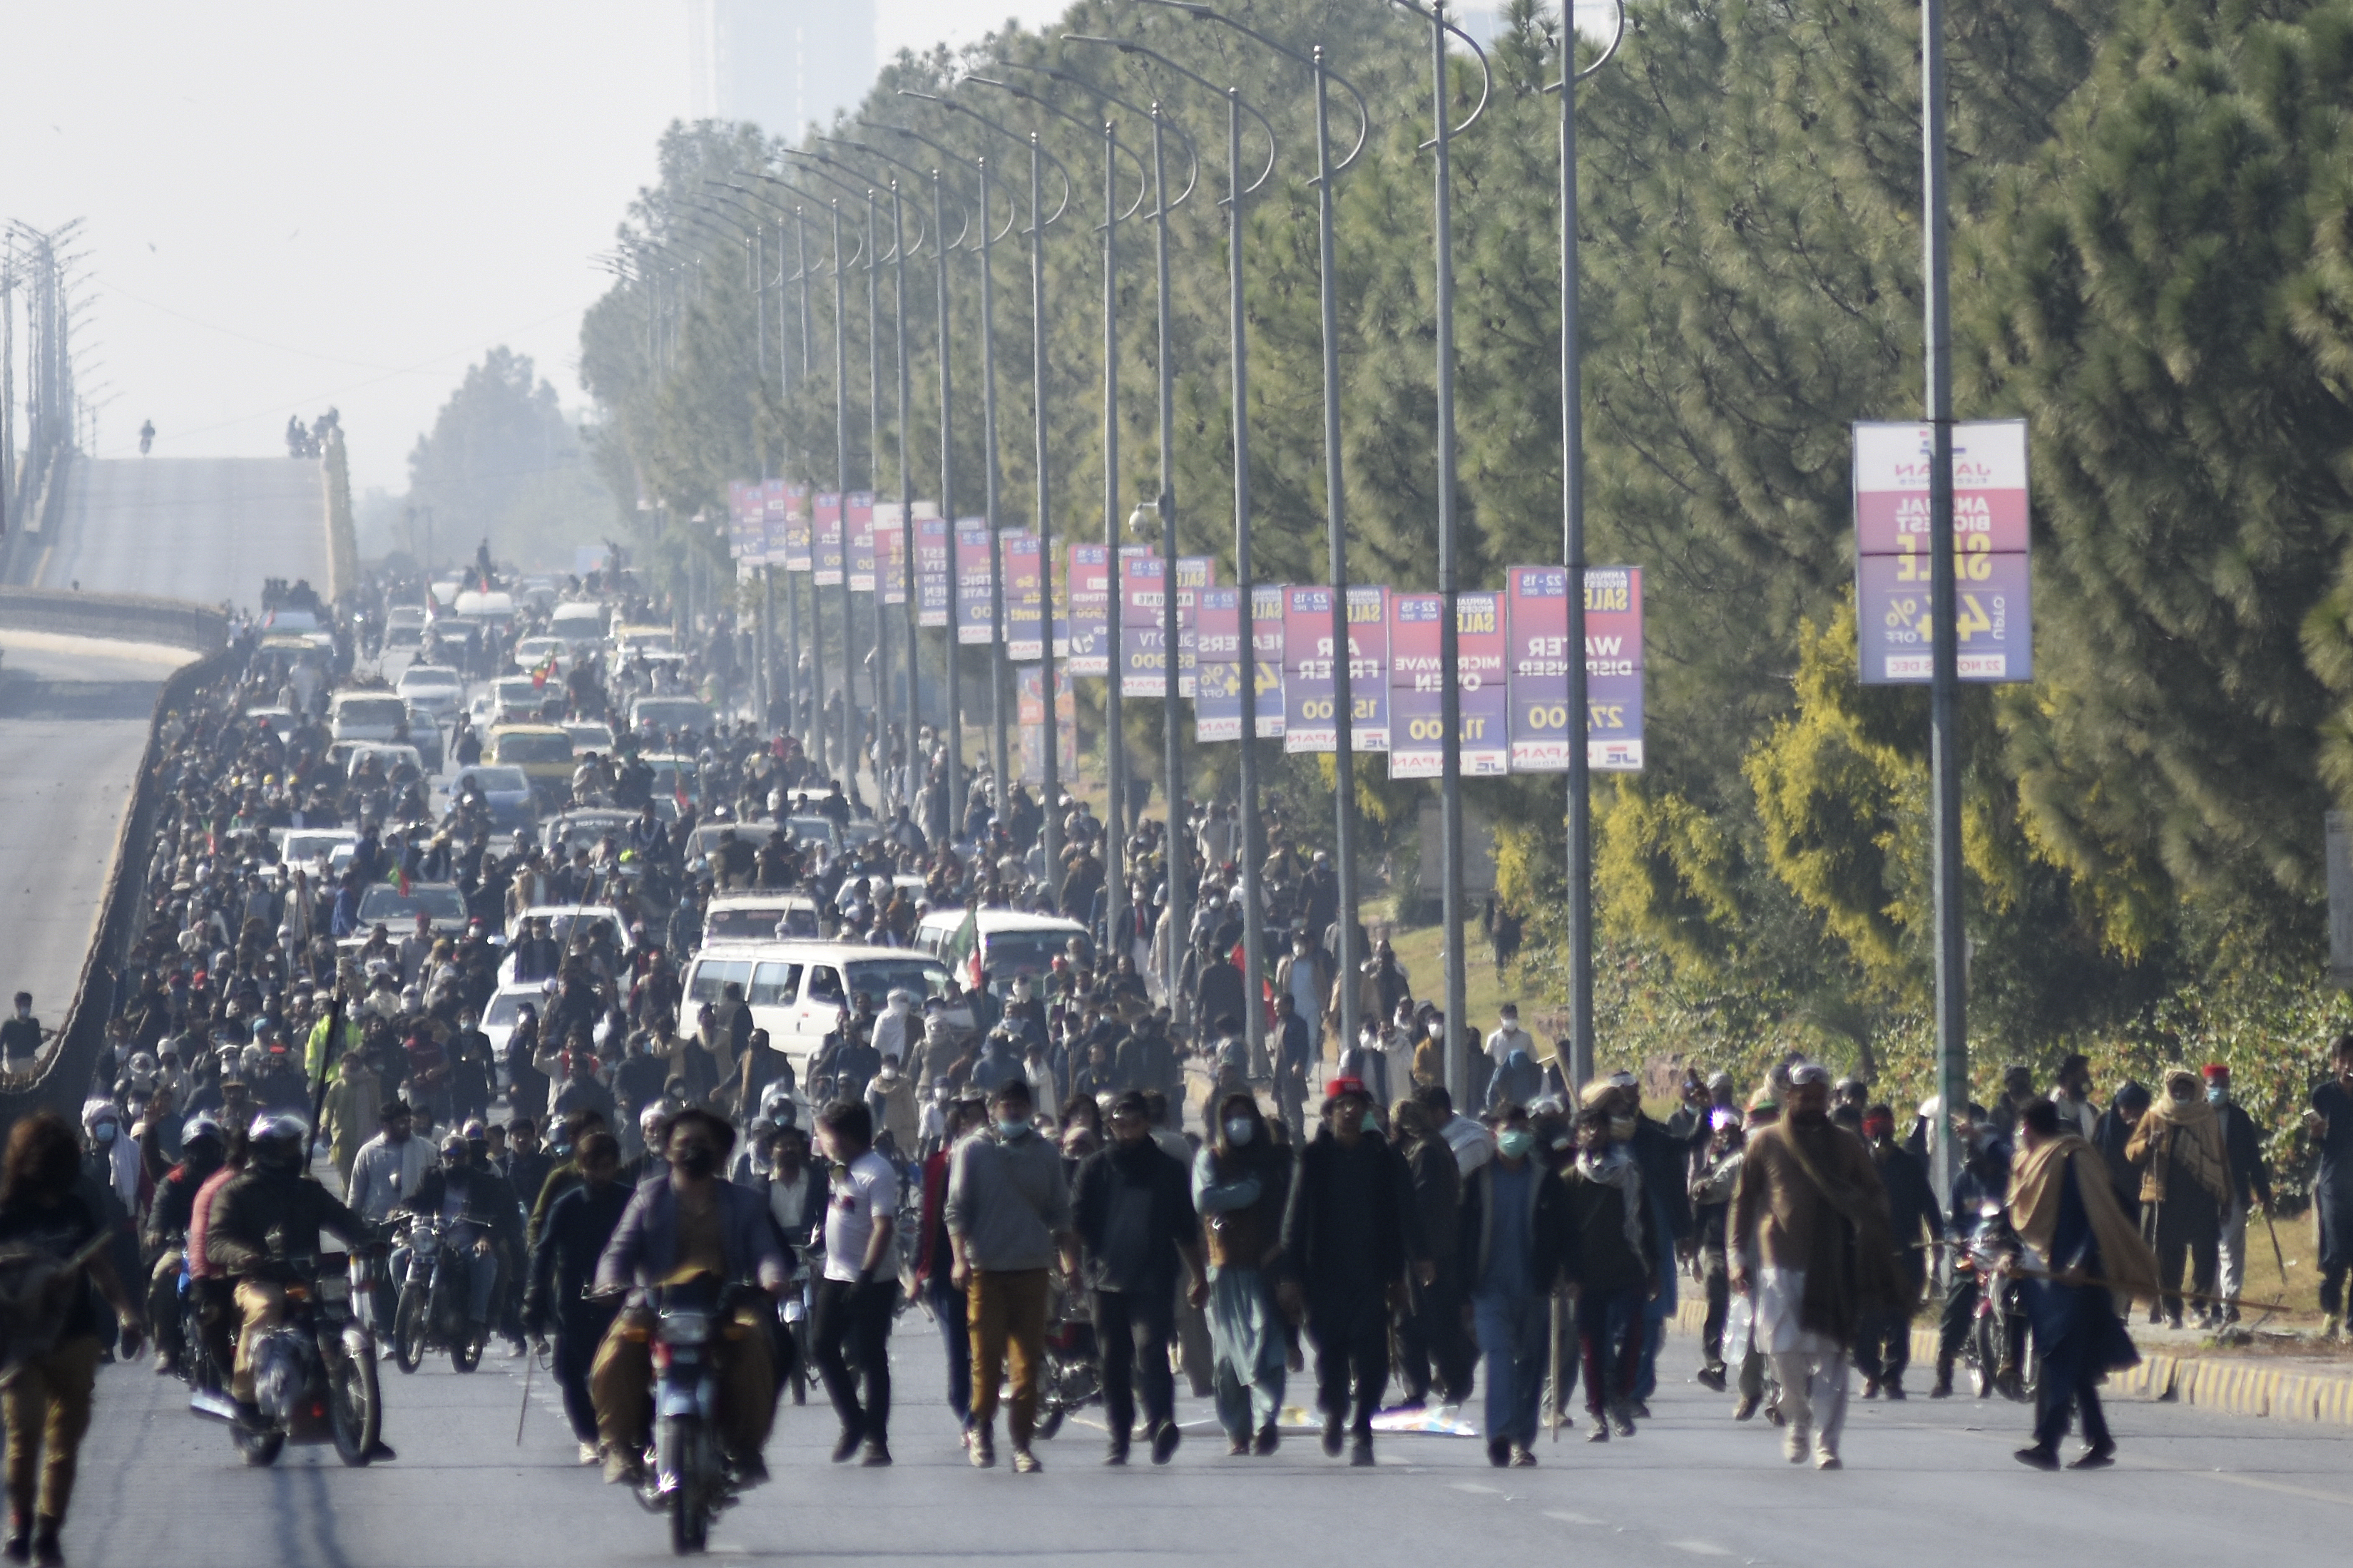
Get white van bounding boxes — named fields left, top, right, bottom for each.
left=681, top=941, right=951, bottom=1072
left=452, top=590, right=515, bottom=626
left=329, top=690, right=412, bottom=745
left=914, top=908, right=1089, bottom=995
left=548, top=601, right=608, bottom=648
left=699, top=892, right=824, bottom=946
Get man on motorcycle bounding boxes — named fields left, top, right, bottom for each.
left=141, top=1113, right=227, bottom=1373
left=588, top=1108, right=788, bottom=1487
left=203, top=1113, right=379, bottom=1437
left=393, top=1134, right=520, bottom=1347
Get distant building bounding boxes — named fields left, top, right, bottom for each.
left=688, top=0, right=877, bottom=138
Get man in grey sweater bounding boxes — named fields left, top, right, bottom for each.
left=946, top=1077, right=1073, bottom=1472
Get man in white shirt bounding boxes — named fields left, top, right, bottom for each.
left=872, top=989, right=915, bottom=1068
left=346, top=1100, right=429, bottom=1222
left=1484, top=1003, right=1534, bottom=1067
left=812, top=1100, right=900, bottom=1467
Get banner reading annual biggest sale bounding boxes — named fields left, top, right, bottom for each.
left=1389, top=592, right=1506, bottom=778
left=1506, top=565, right=1645, bottom=772
left=1004, top=531, right=1043, bottom=661
left=954, top=521, right=994, bottom=645
left=1852, top=419, right=2032, bottom=684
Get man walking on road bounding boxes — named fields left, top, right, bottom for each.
left=2204, top=1064, right=2272, bottom=1323
left=812, top=1100, right=899, bottom=1467
left=946, top=1079, right=1072, bottom=1472
left=1070, top=1090, right=1202, bottom=1465
left=1730, top=1062, right=1900, bottom=1470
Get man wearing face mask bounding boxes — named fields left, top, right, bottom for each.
left=525, top=1131, right=630, bottom=1465
left=1070, top=1090, right=1203, bottom=1466
left=1195, top=1090, right=1293, bottom=1453
left=394, top=1133, right=516, bottom=1347
left=2202, top=1065, right=2272, bottom=1325
left=2127, top=1066, right=2232, bottom=1329
left=1278, top=1077, right=1419, bottom=1467
left=1853, top=1103, right=1939, bottom=1400
left=944, top=1079, right=1073, bottom=1472
left=1931, top=1108, right=2014, bottom=1397
left=1460, top=1103, right=1566, bottom=1465
left=591, top=1109, right=789, bottom=1487
left=1729, top=1062, right=1902, bottom=1470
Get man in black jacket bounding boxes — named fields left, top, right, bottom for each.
left=1070, top=1090, right=1203, bottom=1465
left=524, top=1131, right=631, bottom=1463
left=1601, top=1075, right=1693, bottom=1411
left=1457, top=1103, right=1567, bottom=1467
left=1279, top=1077, right=1419, bottom=1466
left=1856, top=1103, right=1939, bottom=1398
left=2206, top=1064, right=2274, bottom=1323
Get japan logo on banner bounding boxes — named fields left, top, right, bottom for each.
left=954, top=521, right=994, bottom=645
left=1119, top=548, right=1166, bottom=698
left=812, top=493, right=844, bottom=586
left=847, top=492, right=877, bottom=593
left=915, top=512, right=950, bottom=627
left=1063, top=544, right=1111, bottom=674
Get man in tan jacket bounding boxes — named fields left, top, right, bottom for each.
left=1730, top=1062, right=1901, bottom=1470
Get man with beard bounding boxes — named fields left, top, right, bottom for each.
left=1729, top=1062, right=1901, bottom=1470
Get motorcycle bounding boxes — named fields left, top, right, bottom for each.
left=1957, top=1204, right=2038, bottom=1401
left=1033, top=1280, right=1099, bottom=1442
left=628, top=1274, right=743, bottom=1556
left=391, top=1215, right=486, bottom=1373
left=190, top=1249, right=384, bottom=1468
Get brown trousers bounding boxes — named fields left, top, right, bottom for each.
left=589, top=1307, right=775, bottom=1458
left=967, top=1269, right=1048, bottom=1445
left=3, top=1336, right=101, bottom=1522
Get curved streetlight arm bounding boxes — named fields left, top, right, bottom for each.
left=904, top=90, right=1076, bottom=230
left=966, top=73, right=1150, bottom=225
left=998, top=58, right=1202, bottom=213
left=776, top=153, right=877, bottom=266
left=834, top=132, right=974, bottom=252
left=1388, top=0, right=1492, bottom=140
left=874, top=113, right=1020, bottom=247
left=816, top=135, right=948, bottom=253
left=741, top=173, right=842, bottom=278
left=1061, top=34, right=1277, bottom=194
left=1541, top=0, right=1627, bottom=89
left=1129, top=0, right=1372, bottom=173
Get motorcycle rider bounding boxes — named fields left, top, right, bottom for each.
left=524, top=1130, right=630, bottom=1466
left=140, top=1113, right=227, bottom=1375
left=202, top=1112, right=381, bottom=1444
left=393, top=1133, right=519, bottom=1350
left=588, top=1108, right=789, bottom=1487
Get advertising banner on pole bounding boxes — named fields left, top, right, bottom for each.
left=1852, top=419, right=2032, bottom=685
left=725, top=481, right=755, bottom=561
left=1250, top=585, right=1286, bottom=741
left=954, top=521, right=994, bottom=645
left=1388, top=593, right=1444, bottom=778
left=1193, top=587, right=1242, bottom=741
left=1345, top=586, right=1390, bottom=752
left=915, top=513, right=950, bottom=627
left=783, top=484, right=812, bottom=573
left=1506, top=565, right=1646, bottom=772
left=1175, top=557, right=1214, bottom=698
left=1119, top=548, right=1166, bottom=698
left=1284, top=586, right=1337, bottom=752
left=1018, top=667, right=1078, bottom=784
left=879, top=502, right=908, bottom=606
left=846, top=492, right=877, bottom=593
left=1457, top=590, right=1509, bottom=775
left=1004, top=530, right=1043, bottom=661
left=761, top=479, right=789, bottom=568
left=812, top=493, right=844, bottom=586
left=1063, top=544, right=1110, bottom=674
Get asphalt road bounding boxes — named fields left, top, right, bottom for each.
left=59, top=1312, right=2353, bottom=1568
left=0, top=630, right=194, bottom=1015
left=29, top=456, right=327, bottom=607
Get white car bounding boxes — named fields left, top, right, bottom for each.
left=491, top=675, right=551, bottom=724
left=513, top=635, right=570, bottom=680
left=479, top=981, right=551, bottom=1067
left=914, top=908, right=1090, bottom=995
left=396, top=664, right=466, bottom=719
left=682, top=941, right=952, bottom=1074
left=384, top=605, right=427, bottom=649
left=498, top=904, right=629, bottom=984
left=699, top=892, right=824, bottom=945
left=329, top=690, right=412, bottom=745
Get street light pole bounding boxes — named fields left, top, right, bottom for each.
left=1548, top=0, right=1625, bottom=1095
left=1397, top=0, right=1492, bottom=1100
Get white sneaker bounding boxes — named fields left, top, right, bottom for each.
left=1814, top=1449, right=1842, bottom=1470
left=578, top=1441, right=601, bottom=1465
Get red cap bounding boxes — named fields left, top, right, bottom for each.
left=1326, top=1075, right=1372, bottom=1104
left=2203, top=1063, right=2230, bottom=1080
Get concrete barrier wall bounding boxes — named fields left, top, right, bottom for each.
left=0, top=643, right=242, bottom=1131
left=0, top=586, right=229, bottom=652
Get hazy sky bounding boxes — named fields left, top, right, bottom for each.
left=3, top=1, right=1057, bottom=494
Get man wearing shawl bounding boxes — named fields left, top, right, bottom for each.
left=1729, top=1063, right=1902, bottom=1470
left=2008, top=1097, right=2159, bottom=1469
left=2125, top=1067, right=2230, bottom=1328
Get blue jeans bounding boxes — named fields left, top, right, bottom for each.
left=453, top=1247, right=498, bottom=1323
left=927, top=1282, right=971, bottom=1428
left=1472, top=1292, right=1549, bottom=1447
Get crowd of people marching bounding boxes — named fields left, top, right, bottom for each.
left=0, top=559, right=2342, bottom=1564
